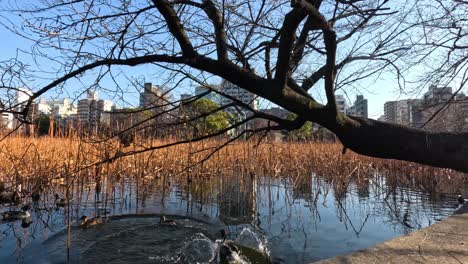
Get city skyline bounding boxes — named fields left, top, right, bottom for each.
left=3, top=82, right=454, bottom=120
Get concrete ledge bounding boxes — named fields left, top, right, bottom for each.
left=315, top=208, right=468, bottom=264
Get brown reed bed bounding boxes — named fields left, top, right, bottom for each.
left=0, top=135, right=466, bottom=205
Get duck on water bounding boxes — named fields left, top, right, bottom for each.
left=55, top=194, right=68, bottom=207
left=1, top=204, right=31, bottom=221
left=79, top=215, right=106, bottom=228
left=0, top=182, right=22, bottom=204
left=159, top=215, right=176, bottom=226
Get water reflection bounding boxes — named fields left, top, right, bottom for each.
left=0, top=172, right=466, bottom=264
left=219, top=174, right=257, bottom=225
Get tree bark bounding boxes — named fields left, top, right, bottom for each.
left=237, top=80, right=468, bottom=173
left=333, top=115, right=468, bottom=173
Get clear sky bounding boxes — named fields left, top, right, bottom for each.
left=0, top=6, right=453, bottom=120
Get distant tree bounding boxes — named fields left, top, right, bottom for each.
left=35, top=115, right=51, bottom=136
left=287, top=113, right=312, bottom=141
left=186, top=98, right=231, bottom=136
left=34, top=114, right=62, bottom=136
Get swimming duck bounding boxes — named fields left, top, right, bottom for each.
left=31, top=184, right=44, bottom=203
left=218, top=229, right=240, bottom=263
left=55, top=194, right=67, bottom=207
left=219, top=241, right=240, bottom=264
left=458, top=195, right=465, bottom=205
left=1, top=204, right=31, bottom=220
left=31, top=191, right=41, bottom=203
left=21, top=217, right=32, bottom=228
left=79, top=215, right=104, bottom=228
left=0, top=191, right=18, bottom=204
left=220, top=228, right=229, bottom=242
left=160, top=215, right=176, bottom=226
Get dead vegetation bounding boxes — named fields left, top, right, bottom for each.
left=0, top=136, right=465, bottom=205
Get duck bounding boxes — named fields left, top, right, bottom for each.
left=0, top=183, right=21, bottom=204
left=31, top=190, right=41, bottom=203
left=160, top=215, right=176, bottom=226
left=458, top=194, right=465, bottom=205
left=0, top=191, right=20, bottom=204
left=55, top=194, right=67, bottom=207
left=79, top=215, right=104, bottom=228
left=1, top=204, right=31, bottom=221
left=31, top=184, right=44, bottom=203
left=218, top=229, right=239, bottom=263
left=21, top=217, right=32, bottom=228
left=220, top=228, right=229, bottom=242
left=219, top=242, right=240, bottom=264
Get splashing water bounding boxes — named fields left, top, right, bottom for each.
left=235, top=228, right=270, bottom=257
left=225, top=250, right=250, bottom=264
left=182, top=233, right=218, bottom=263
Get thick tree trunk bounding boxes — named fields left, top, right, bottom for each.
left=247, top=83, right=468, bottom=174
left=334, top=116, right=468, bottom=173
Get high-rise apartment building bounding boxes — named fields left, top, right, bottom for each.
left=381, top=85, right=468, bottom=131
left=220, top=80, right=258, bottom=115
left=335, top=95, right=347, bottom=113
left=77, top=90, right=112, bottom=128
left=37, top=97, right=77, bottom=118
left=384, top=100, right=416, bottom=125
left=138, top=82, right=171, bottom=127
left=0, top=102, right=14, bottom=130
left=423, top=85, right=452, bottom=104
left=15, top=87, right=33, bottom=106
left=140, top=83, right=165, bottom=109
left=410, top=85, right=467, bottom=131
left=219, top=80, right=258, bottom=134
left=346, top=95, right=368, bottom=118
left=13, top=87, right=37, bottom=133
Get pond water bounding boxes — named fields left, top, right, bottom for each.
left=0, top=173, right=466, bottom=263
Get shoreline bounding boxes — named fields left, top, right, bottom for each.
left=314, top=204, right=468, bottom=264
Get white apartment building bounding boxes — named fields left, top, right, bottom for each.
left=37, top=97, right=77, bottom=117
left=14, top=87, right=34, bottom=132
left=140, top=83, right=163, bottom=109
left=16, top=87, right=33, bottom=106
left=384, top=99, right=419, bottom=125
left=335, top=94, right=347, bottom=113
left=77, top=90, right=113, bottom=127
left=220, top=80, right=258, bottom=115
left=0, top=103, right=14, bottom=130
left=346, top=95, right=368, bottom=118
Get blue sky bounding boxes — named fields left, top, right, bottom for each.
left=0, top=7, right=441, bottom=119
